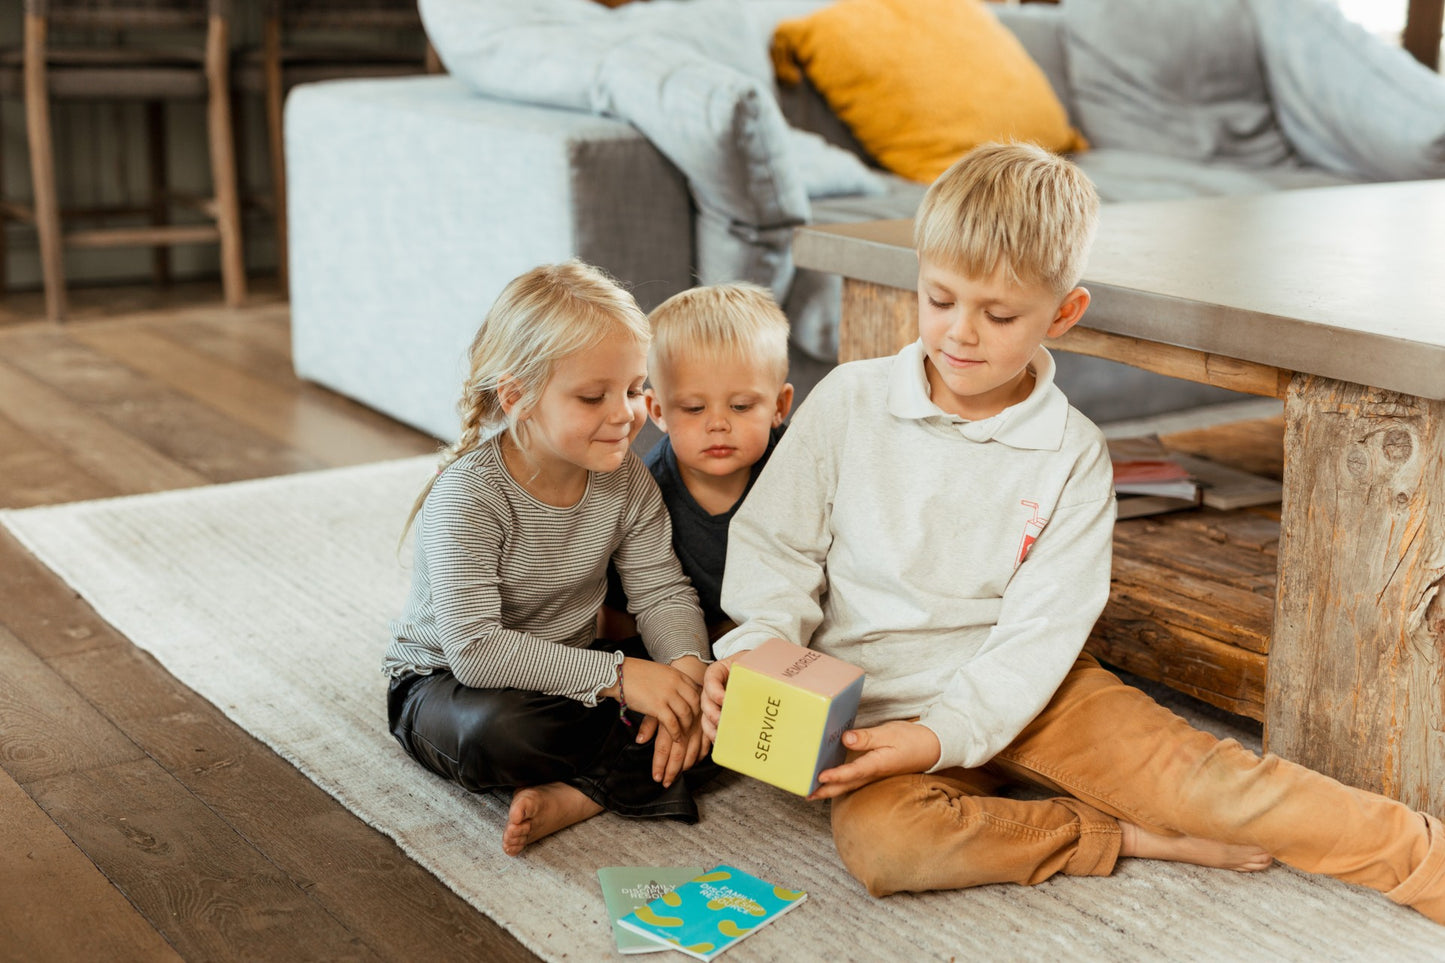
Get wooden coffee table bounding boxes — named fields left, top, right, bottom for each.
left=793, top=180, right=1445, bottom=813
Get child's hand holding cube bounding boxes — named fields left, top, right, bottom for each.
left=709, top=638, right=865, bottom=797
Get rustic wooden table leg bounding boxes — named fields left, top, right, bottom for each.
left=1268, top=374, right=1445, bottom=813
left=838, top=279, right=916, bottom=362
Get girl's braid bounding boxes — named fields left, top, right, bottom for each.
left=439, top=375, right=493, bottom=472
left=400, top=374, right=499, bottom=543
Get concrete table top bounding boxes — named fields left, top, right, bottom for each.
left=793, top=180, right=1445, bottom=400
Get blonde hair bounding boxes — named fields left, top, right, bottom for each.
left=914, top=142, right=1099, bottom=298
left=647, top=282, right=790, bottom=393
left=403, top=260, right=648, bottom=537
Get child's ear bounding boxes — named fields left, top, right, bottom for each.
left=644, top=387, right=667, bottom=431
left=497, top=375, right=525, bottom=419
left=772, top=383, right=795, bottom=427
left=1046, top=286, right=1091, bottom=339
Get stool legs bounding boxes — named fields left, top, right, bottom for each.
left=24, top=13, right=67, bottom=321
left=206, top=14, right=246, bottom=308
left=263, top=14, right=288, bottom=294
left=0, top=97, right=8, bottom=294
left=147, top=102, right=172, bottom=288
left=14, top=10, right=248, bottom=320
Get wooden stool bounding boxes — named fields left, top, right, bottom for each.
left=0, top=0, right=246, bottom=321
left=233, top=0, right=435, bottom=293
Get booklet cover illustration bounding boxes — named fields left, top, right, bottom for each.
left=616, top=864, right=807, bottom=961
left=597, top=866, right=706, bottom=955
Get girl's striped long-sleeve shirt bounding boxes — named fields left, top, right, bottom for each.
left=383, top=436, right=710, bottom=704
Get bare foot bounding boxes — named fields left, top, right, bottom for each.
left=1120, top=823, right=1273, bottom=872
left=502, top=783, right=604, bottom=856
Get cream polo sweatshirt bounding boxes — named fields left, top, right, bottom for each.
left=715, top=341, right=1116, bottom=771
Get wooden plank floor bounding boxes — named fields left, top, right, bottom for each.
left=0, top=281, right=537, bottom=963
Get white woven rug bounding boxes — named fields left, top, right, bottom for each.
left=4, top=458, right=1441, bottom=962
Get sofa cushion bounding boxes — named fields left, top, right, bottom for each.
left=1063, top=0, right=1293, bottom=169
left=286, top=77, right=694, bottom=441
left=420, top=0, right=771, bottom=105
left=1248, top=0, right=1445, bottom=181
left=786, top=127, right=885, bottom=199
left=422, top=0, right=811, bottom=304
left=992, top=3, right=1077, bottom=125
left=1074, top=149, right=1356, bottom=203
left=771, top=0, right=1085, bottom=184
left=809, top=173, right=928, bottom=225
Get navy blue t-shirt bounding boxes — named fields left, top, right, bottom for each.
left=607, top=426, right=784, bottom=628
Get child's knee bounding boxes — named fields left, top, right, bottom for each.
left=831, top=776, right=929, bottom=896
left=1175, top=739, right=1296, bottom=833
left=445, top=690, right=601, bottom=785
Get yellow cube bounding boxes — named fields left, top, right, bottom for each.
left=712, top=639, right=865, bottom=796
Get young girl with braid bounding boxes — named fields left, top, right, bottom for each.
left=383, top=261, right=713, bottom=856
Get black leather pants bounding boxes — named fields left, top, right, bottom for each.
left=387, top=638, right=713, bottom=821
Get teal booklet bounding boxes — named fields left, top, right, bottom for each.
left=615, top=864, right=807, bottom=961
left=597, top=866, right=706, bottom=955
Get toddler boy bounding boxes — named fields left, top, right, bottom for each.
left=701, top=143, right=1445, bottom=923
left=607, top=283, right=794, bottom=640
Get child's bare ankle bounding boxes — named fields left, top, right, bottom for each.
left=502, top=783, right=603, bottom=857
left=1120, top=822, right=1273, bottom=873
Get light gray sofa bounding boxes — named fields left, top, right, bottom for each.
left=288, top=0, right=1445, bottom=442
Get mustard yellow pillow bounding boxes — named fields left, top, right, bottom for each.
left=772, top=0, right=1087, bottom=183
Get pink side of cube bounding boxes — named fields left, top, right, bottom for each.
left=738, top=638, right=864, bottom=698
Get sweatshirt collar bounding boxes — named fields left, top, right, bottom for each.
left=885, top=340, right=1069, bottom=449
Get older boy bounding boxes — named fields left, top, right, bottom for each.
left=607, top=283, right=794, bottom=640
left=701, top=144, right=1445, bottom=923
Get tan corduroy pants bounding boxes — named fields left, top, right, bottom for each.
left=831, top=654, right=1445, bottom=924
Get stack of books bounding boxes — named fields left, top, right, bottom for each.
left=1108, top=434, right=1282, bottom=519
left=1109, top=435, right=1202, bottom=518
